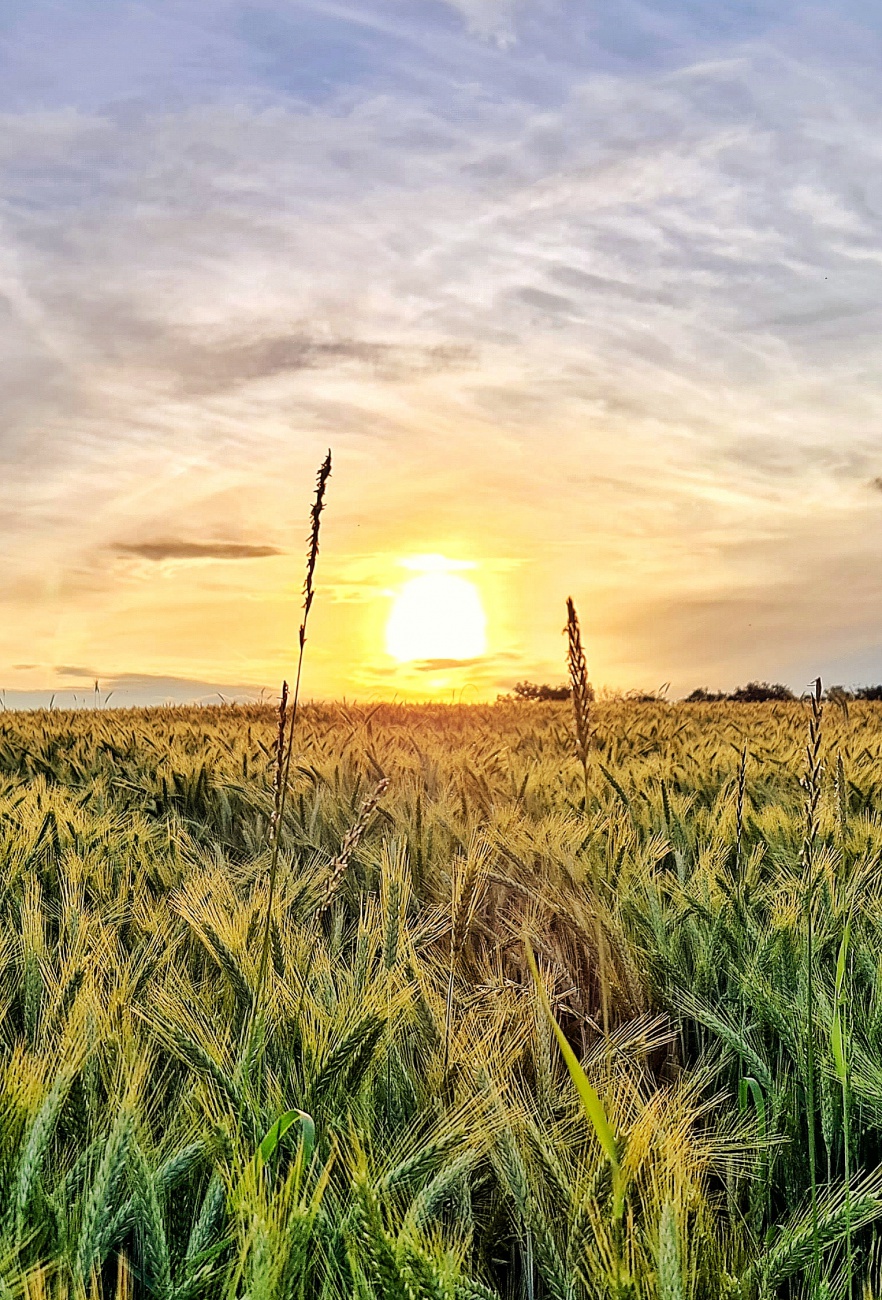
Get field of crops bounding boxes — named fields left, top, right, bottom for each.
left=1, top=697, right=882, bottom=1298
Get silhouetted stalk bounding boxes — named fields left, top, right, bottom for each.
left=566, top=598, right=609, bottom=1045
left=255, top=450, right=332, bottom=1015
left=269, top=682, right=289, bottom=840
left=566, top=598, right=592, bottom=806
left=802, top=677, right=823, bottom=1294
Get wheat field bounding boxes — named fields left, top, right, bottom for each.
left=0, top=696, right=881, bottom=1298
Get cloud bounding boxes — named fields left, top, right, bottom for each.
left=95, top=671, right=266, bottom=700
left=412, top=656, right=486, bottom=671
left=3, top=3, right=882, bottom=696
left=113, top=540, right=284, bottom=562
left=435, top=0, right=523, bottom=46
left=2, top=670, right=269, bottom=711
left=171, top=335, right=476, bottom=397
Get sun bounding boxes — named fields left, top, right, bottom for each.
left=386, top=555, right=487, bottom=663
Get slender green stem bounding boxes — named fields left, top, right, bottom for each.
left=805, top=872, right=818, bottom=1288
left=255, top=644, right=306, bottom=1011
left=802, top=678, right=823, bottom=1294
left=843, top=1062, right=853, bottom=1300
left=833, top=910, right=854, bottom=1300
left=443, top=950, right=455, bottom=1078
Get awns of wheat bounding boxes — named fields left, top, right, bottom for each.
left=301, top=449, right=332, bottom=651
left=319, top=777, right=391, bottom=915
left=566, top=597, right=594, bottom=789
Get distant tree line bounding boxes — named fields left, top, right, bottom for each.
left=502, top=681, right=660, bottom=703
left=685, top=682, right=795, bottom=702
left=503, top=679, right=882, bottom=704
left=825, top=684, right=882, bottom=701
left=687, top=682, right=882, bottom=703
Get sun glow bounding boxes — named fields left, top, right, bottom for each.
left=386, top=556, right=487, bottom=663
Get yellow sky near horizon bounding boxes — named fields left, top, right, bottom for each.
left=6, top=387, right=882, bottom=706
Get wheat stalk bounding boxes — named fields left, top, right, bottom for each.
left=256, top=451, right=332, bottom=1012
left=318, top=777, right=391, bottom=916
left=268, top=680, right=289, bottom=845
left=836, top=750, right=848, bottom=852
left=443, top=840, right=489, bottom=1075
left=566, top=597, right=593, bottom=797
left=802, top=675, right=823, bottom=1291
left=301, top=450, right=332, bottom=648
left=734, top=745, right=747, bottom=906
left=657, top=1201, right=685, bottom=1300
left=565, top=598, right=609, bottom=1044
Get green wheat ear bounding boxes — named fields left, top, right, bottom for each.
left=657, top=1201, right=685, bottom=1300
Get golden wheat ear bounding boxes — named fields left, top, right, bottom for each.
left=566, top=597, right=611, bottom=1042
left=566, top=597, right=593, bottom=779
left=318, top=777, right=391, bottom=916
left=268, top=680, right=289, bottom=843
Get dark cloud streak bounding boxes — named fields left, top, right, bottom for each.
left=113, top=540, right=283, bottom=561
left=171, top=335, right=476, bottom=396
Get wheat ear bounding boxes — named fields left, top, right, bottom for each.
left=565, top=597, right=592, bottom=798
left=256, top=451, right=332, bottom=1011
left=565, top=598, right=608, bottom=1042
left=318, top=777, right=391, bottom=916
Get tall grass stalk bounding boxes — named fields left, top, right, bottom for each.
left=802, top=676, right=824, bottom=1293
left=833, top=910, right=854, bottom=1300
left=734, top=745, right=747, bottom=903
left=836, top=750, right=849, bottom=863
left=256, top=450, right=332, bottom=1013
left=565, top=597, right=592, bottom=806
left=566, top=597, right=610, bottom=1046
left=657, top=1201, right=685, bottom=1300
left=443, top=840, right=487, bottom=1075
left=317, top=777, right=390, bottom=916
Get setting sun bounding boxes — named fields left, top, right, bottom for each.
left=386, top=556, right=487, bottom=663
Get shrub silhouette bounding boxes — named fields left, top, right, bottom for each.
left=511, top=681, right=573, bottom=702
left=685, top=683, right=795, bottom=702
left=729, top=681, right=795, bottom=702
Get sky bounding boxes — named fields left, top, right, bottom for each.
left=3, top=0, right=882, bottom=706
